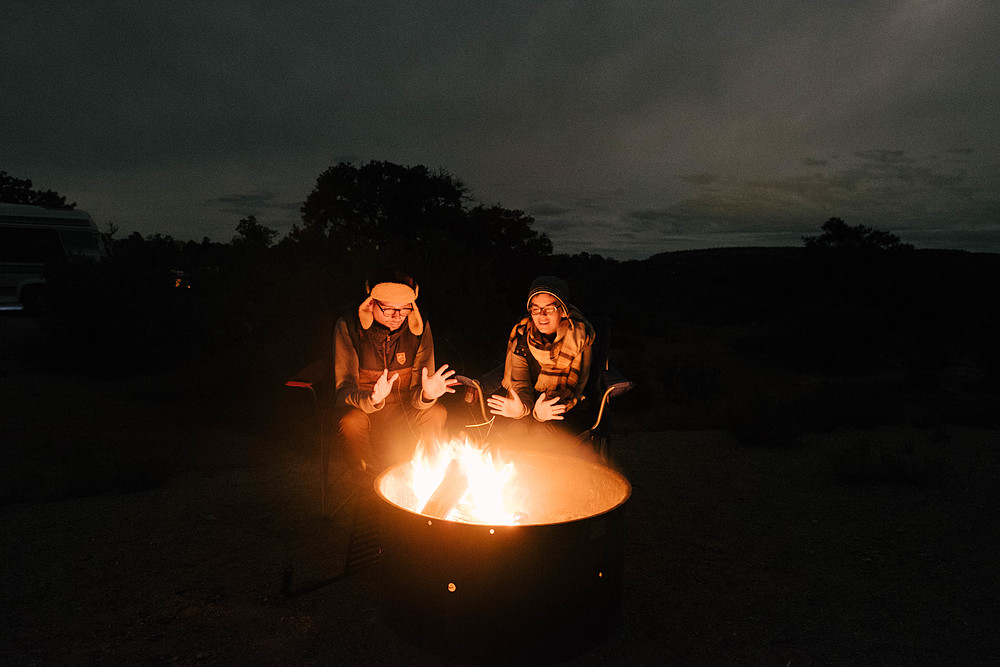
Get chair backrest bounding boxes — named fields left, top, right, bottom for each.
left=580, top=313, right=634, bottom=437
left=285, top=355, right=331, bottom=389
left=453, top=313, right=633, bottom=448
left=583, top=313, right=611, bottom=403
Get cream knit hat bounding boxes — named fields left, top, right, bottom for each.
left=358, top=270, right=423, bottom=335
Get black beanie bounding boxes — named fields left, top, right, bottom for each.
left=526, top=275, right=570, bottom=312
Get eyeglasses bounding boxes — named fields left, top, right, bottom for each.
left=528, top=305, right=561, bottom=317
left=375, top=301, right=413, bottom=318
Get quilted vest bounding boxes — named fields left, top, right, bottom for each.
left=346, top=317, right=422, bottom=405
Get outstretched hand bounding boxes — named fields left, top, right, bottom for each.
left=371, top=368, right=399, bottom=404
left=421, top=364, right=459, bottom=401
left=532, top=392, right=566, bottom=422
left=487, top=387, right=526, bottom=419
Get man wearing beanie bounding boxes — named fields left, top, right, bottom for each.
left=487, top=275, right=596, bottom=434
left=333, top=267, right=458, bottom=472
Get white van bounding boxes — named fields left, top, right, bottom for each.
left=0, top=203, right=107, bottom=312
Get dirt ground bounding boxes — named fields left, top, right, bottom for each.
left=2, top=313, right=999, bottom=665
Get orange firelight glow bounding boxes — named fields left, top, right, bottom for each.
left=406, top=438, right=525, bottom=525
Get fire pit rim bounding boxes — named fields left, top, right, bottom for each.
left=372, top=449, right=632, bottom=527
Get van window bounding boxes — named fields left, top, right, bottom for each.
left=0, top=227, right=64, bottom=263
left=59, top=230, right=104, bottom=260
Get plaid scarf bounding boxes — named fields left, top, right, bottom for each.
left=503, top=306, right=596, bottom=406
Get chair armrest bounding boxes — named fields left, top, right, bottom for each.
left=453, top=374, right=484, bottom=394
left=479, top=365, right=505, bottom=397
left=605, top=379, right=635, bottom=400
left=285, top=356, right=330, bottom=389
left=453, top=374, right=488, bottom=423
left=586, top=366, right=634, bottom=433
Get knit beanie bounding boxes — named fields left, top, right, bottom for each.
left=358, top=268, right=423, bottom=335
left=525, top=275, right=570, bottom=313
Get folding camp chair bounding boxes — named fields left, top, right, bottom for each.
left=284, top=355, right=339, bottom=517
left=283, top=357, right=381, bottom=591
left=454, top=363, right=632, bottom=458
left=453, top=320, right=634, bottom=458
left=284, top=355, right=381, bottom=520
left=583, top=362, right=635, bottom=458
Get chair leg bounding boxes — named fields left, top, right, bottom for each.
left=321, top=436, right=330, bottom=517
left=304, top=385, right=326, bottom=517
left=344, top=488, right=381, bottom=574
left=324, top=466, right=361, bottom=519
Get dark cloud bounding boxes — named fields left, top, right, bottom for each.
left=526, top=202, right=574, bottom=217
left=525, top=148, right=997, bottom=257
left=649, top=150, right=987, bottom=233
left=677, top=173, right=717, bottom=186
left=210, top=191, right=301, bottom=217
left=3, top=1, right=999, bottom=259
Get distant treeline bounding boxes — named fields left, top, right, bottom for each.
left=39, top=221, right=1000, bottom=387
left=8, top=164, right=999, bottom=404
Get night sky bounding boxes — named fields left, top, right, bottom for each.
left=5, top=1, right=998, bottom=259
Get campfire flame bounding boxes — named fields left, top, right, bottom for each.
left=406, top=438, right=524, bottom=525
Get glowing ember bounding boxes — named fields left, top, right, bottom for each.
left=405, top=439, right=525, bottom=525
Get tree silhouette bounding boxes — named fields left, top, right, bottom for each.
left=465, top=204, right=553, bottom=260
left=296, top=161, right=467, bottom=258
left=803, top=217, right=913, bottom=252
left=0, top=170, right=76, bottom=209
left=294, top=161, right=552, bottom=263
left=233, top=215, right=277, bottom=248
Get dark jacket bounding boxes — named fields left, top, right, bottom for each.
left=333, top=312, right=437, bottom=414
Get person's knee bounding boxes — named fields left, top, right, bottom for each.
left=425, top=402, right=447, bottom=428
left=337, top=408, right=375, bottom=469
left=338, top=408, right=370, bottom=436
left=404, top=402, right=448, bottom=446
